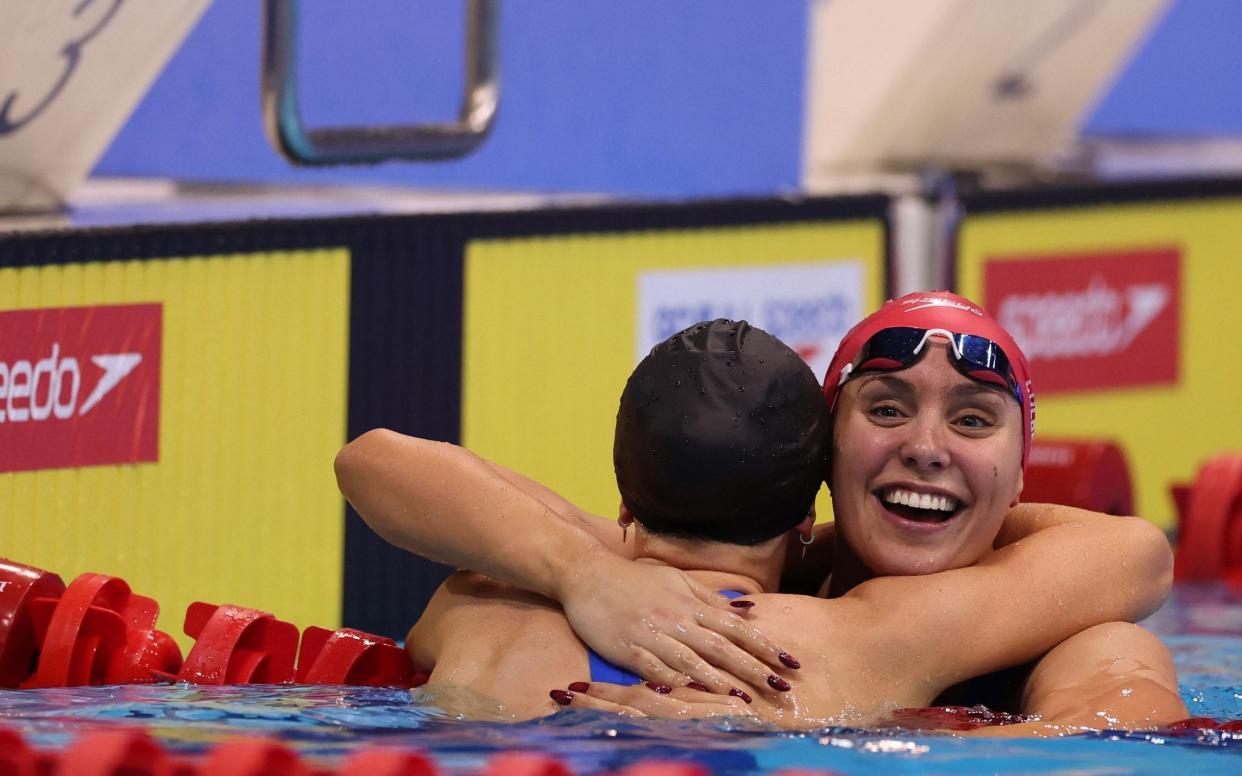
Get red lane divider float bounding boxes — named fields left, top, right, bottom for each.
left=177, top=603, right=300, bottom=685
left=481, top=753, right=575, bottom=776
left=198, top=738, right=316, bottom=776
left=1166, top=716, right=1242, bottom=734
left=1173, top=454, right=1242, bottom=584
left=0, top=727, right=42, bottom=776
left=58, top=729, right=178, bottom=776
left=1021, top=439, right=1134, bottom=516
left=24, top=572, right=182, bottom=689
left=336, top=749, right=438, bottom=776
left=0, top=558, right=65, bottom=688
left=1, top=556, right=418, bottom=689
left=612, top=764, right=710, bottom=776
left=297, top=626, right=414, bottom=687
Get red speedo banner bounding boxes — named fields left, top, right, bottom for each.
left=984, top=247, right=1180, bottom=394
left=0, top=304, right=161, bottom=473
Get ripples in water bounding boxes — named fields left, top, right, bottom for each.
left=0, top=584, right=1238, bottom=775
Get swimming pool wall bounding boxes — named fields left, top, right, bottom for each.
left=3, top=178, right=1241, bottom=646
left=0, top=195, right=889, bottom=645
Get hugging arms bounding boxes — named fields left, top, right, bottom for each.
left=336, top=309, right=1181, bottom=730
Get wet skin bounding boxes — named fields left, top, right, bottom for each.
left=830, top=340, right=1025, bottom=580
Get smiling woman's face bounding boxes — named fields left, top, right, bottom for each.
left=829, top=340, right=1025, bottom=576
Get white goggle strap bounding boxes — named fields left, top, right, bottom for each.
left=913, top=328, right=962, bottom=360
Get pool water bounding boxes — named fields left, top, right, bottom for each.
left=1, top=585, right=1239, bottom=775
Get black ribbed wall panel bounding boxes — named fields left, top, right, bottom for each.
left=339, top=218, right=465, bottom=640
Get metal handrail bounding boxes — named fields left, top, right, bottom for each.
left=261, top=0, right=498, bottom=165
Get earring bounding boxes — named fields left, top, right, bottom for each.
left=619, top=513, right=634, bottom=543
left=799, top=530, right=814, bottom=560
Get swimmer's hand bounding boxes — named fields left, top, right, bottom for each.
left=549, top=680, right=757, bottom=720
left=556, top=549, right=800, bottom=698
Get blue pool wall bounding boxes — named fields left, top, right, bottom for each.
left=95, top=0, right=1242, bottom=198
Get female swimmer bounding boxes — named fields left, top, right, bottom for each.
left=336, top=294, right=1182, bottom=729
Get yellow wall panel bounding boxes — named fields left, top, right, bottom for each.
left=0, top=249, right=350, bottom=648
left=959, top=200, right=1242, bottom=528
left=463, top=223, right=885, bottom=521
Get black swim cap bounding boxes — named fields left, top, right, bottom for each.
left=614, top=320, right=830, bottom=545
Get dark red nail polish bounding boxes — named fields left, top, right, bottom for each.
left=779, top=651, right=801, bottom=669
left=645, top=682, right=673, bottom=694
left=686, top=681, right=709, bottom=692
left=568, top=681, right=590, bottom=692
left=729, top=600, right=755, bottom=609
left=729, top=688, right=753, bottom=704
left=767, top=674, right=791, bottom=692
left=550, top=689, right=574, bottom=706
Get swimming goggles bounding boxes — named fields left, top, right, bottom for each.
left=837, top=327, right=1024, bottom=406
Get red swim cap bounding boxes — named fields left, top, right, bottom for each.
left=822, top=291, right=1035, bottom=465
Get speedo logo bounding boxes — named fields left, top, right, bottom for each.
left=997, top=276, right=1170, bottom=359
left=0, top=343, right=142, bottom=423
left=901, top=296, right=983, bottom=316
left=0, top=303, right=160, bottom=473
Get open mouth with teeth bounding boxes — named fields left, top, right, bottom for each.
left=879, top=487, right=963, bottom=523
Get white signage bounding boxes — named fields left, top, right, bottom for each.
left=636, top=260, right=866, bottom=382
left=0, top=0, right=212, bottom=211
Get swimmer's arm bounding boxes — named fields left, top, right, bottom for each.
left=855, top=504, right=1174, bottom=691
left=960, top=623, right=1186, bottom=736
left=994, top=501, right=1136, bottom=546
left=337, top=429, right=798, bottom=693
left=996, top=503, right=1172, bottom=616
left=335, top=429, right=622, bottom=594
left=483, top=459, right=621, bottom=548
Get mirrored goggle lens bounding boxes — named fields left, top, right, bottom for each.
left=953, top=334, right=1022, bottom=403
left=854, top=328, right=1021, bottom=404
left=854, top=327, right=927, bottom=372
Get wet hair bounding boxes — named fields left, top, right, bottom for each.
left=613, top=319, right=830, bottom=545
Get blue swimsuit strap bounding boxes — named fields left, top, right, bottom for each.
left=586, top=590, right=745, bottom=685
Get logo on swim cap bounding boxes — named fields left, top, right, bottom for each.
left=901, top=296, right=985, bottom=316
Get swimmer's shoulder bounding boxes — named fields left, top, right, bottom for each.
left=409, top=572, right=588, bottom=716
left=407, top=571, right=563, bottom=669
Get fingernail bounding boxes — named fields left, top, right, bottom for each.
left=567, top=681, right=590, bottom=692
left=779, top=651, right=801, bottom=669
left=645, top=682, right=673, bottom=694
left=767, top=674, right=791, bottom=692
left=729, top=600, right=755, bottom=609
left=686, top=681, right=709, bottom=692
left=550, top=689, right=574, bottom=706
left=729, top=688, right=753, bottom=704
